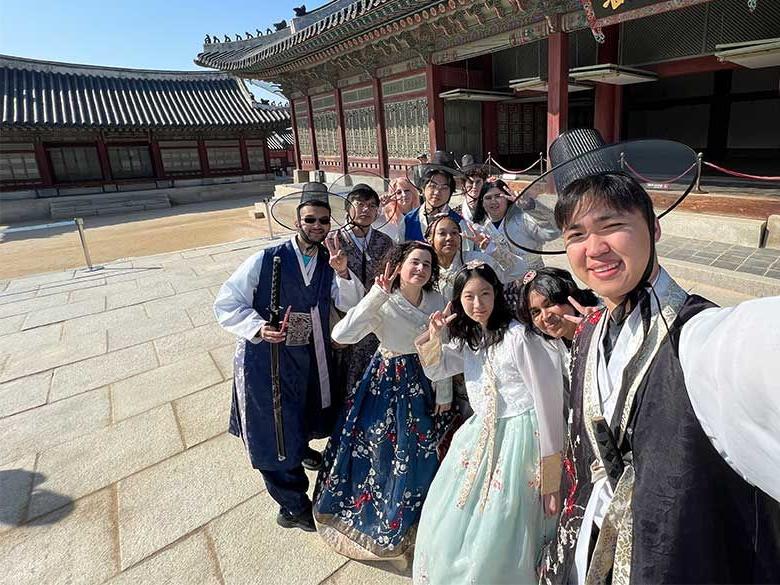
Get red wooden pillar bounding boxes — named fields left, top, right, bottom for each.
left=238, top=136, right=250, bottom=173
left=96, top=135, right=113, bottom=181
left=372, top=77, right=389, bottom=177
left=482, top=102, right=498, bottom=161
left=197, top=139, right=210, bottom=176
left=546, top=30, right=569, bottom=155
left=263, top=137, right=272, bottom=174
left=290, top=100, right=303, bottom=170
left=34, top=140, right=54, bottom=186
left=334, top=88, right=349, bottom=174
left=594, top=25, right=622, bottom=143
left=148, top=134, right=165, bottom=179
left=425, top=62, right=446, bottom=152
left=306, top=95, right=319, bottom=170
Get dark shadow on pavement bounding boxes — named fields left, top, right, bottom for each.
left=0, top=469, right=74, bottom=527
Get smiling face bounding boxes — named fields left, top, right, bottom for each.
left=295, top=204, right=331, bottom=244
left=431, top=217, right=461, bottom=260
left=563, top=202, right=660, bottom=311
left=465, top=177, right=484, bottom=210
left=482, top=187, right=509, bottom=222
left=391, top=178, right=418, bottom=214
left=527, top=290, right=577, bottom=340
left=459, top=275, right=495, bottom=326
left=399, top=248, right=433, bottom=288
left=347, top=196, right=379, bottom=228
left=423, top=172, right=452, bottom=209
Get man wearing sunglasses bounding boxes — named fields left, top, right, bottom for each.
left=214, top=182, right=365, bottom=533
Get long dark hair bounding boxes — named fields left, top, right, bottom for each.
left=381, top=241, right=439, bottom=292
left=449, top=264, right=513, bottom=351
left=472, top=178, right=513, bottom=224
left=516, top=267, right=599, bottom=338
left=424, top=214, right=464, bottom=268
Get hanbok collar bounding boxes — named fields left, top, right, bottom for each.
left=290, top=235, right=319, bottom=286
left=388, top=288, right=440, bottom=325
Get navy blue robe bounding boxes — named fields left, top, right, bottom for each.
left=403, top=207, right=463, bottom=242
left=229, top=240, right=337, bottom=471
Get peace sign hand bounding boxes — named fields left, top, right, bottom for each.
left=325, top=234, right=349, bottom=278
left=562, top=295, right=600, bottom=325
left=463, top=222, right=491, bottom=251
left=375, top=262, right=399, bottom=294
left=428, top=301, right=456, bottom=340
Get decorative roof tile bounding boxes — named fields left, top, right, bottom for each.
left=0, top=54, right=290, bottom=130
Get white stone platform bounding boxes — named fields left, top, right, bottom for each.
left=0, top=236, right=409, bottom=585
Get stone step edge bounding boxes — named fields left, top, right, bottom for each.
left=661, top=257, right=780, bottom=298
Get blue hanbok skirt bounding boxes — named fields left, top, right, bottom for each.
left=313, top=350, right=451, bottom=560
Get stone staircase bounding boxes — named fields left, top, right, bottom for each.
left=49, top=192, right=171, bottom=219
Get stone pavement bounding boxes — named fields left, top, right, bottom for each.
left=0, top=235, right=410, bottom=585
left=0, top=233, right=772, bottom=585
left=656, top=235, right=780, bottom=280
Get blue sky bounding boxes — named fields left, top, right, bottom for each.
left=0, top=0, right=321, bottom=102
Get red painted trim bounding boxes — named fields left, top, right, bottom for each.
left=425, top=63, right=445, bottom=152
left=594, top=25, right=620, bottom=143
left=238, top=136, right=250, bottom=172
left=96, top=137, right=113, bottom=181
left=290, top=100, right=303, bottom=169
left=381, top=67, right=426, bottom=83
left=646, top=55, right=739, bottom=78
left=149, top=140, right=165, bottom=179
left=546, top=29, right=569, bottom=156
left=263, top=138, right=272, bottom=173
left=197, top=139, right=210, bottom=176
left=306, top=95, right=320, bottom=170
left=335, top=88, right=349, bottom=174
left=33, top=140, right=54, bottom=186
left=372, top=77, right=389, bottom=177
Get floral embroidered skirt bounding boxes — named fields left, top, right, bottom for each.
left=313, top=351, right=451, bottom=560
left=413, top=410, right=556, bottom=584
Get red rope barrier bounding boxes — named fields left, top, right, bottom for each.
left=624, top=161, right=697, bottom=185
left=487, top=154, right=543, bottom=176
left=703, top=161, right=780, bottom=182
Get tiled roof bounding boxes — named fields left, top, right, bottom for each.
left=0, top=55, right=290, bottom=129
left=267, top=129, right=294, bottom=150
left=195, top=0, right=398, bottom=73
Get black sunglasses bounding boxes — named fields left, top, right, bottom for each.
left=301, top=216, right=331, bottom=225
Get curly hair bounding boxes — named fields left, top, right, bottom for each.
left=449, top=264, right=513, bottom=351
left=516, top=267, right=599, bottom=338
left=472, top=178, right=514, bottom=224
left=380, top=241, right=439, bottom=292
left=424, top=214, right=464, bottom=269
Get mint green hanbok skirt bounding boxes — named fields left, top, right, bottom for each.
left=412, top=409, right=555, bottom=585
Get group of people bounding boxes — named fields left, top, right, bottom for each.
left=214, top=128, right=780, bottom=584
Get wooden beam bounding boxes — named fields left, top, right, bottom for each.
left=425, top=62, right=446, bottom=152
left=306, top=95, right=320, bottom=170
left=372, top=77, right=389, bottom=177
left=594, top=25, right=621, bottom=143
left=33, top=139, right=54, bottom=186
left=646, top=55, right=739, bottom=78
left=197, top=139, right=210, bottom=177
left=290, top=99, right=304, bottom=170
left=238, top=136, right=250, bottom=173
left=335, top=88, right=349, bottom=174
left=546, top=29, right=569, bottom=156
left=96, top=135, right=113, bottom=181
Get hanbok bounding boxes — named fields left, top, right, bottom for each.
left=413, top=321, right=564, bottom=584
left=313, top=286, right=453, bottom=560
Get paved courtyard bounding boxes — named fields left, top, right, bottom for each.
left=0, top=232, right=769, bottom=585
left=0, top=235, right=410, bottom=585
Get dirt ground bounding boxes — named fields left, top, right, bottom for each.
left=0, top=197, right=292, bottom=280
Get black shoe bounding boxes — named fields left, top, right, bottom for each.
left=276, top=507, right=316, bottom=532
left=302, top=447, right=323, bottom=471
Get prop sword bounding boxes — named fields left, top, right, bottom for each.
left=268, top=256, right=286, bottom=462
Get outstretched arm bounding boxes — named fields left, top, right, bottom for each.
left=680, top=296, right=780, bottom=502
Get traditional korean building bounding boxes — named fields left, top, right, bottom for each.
left=194, top=0, right=779, bottom=183
left=0, top=54, right=290, bottom=222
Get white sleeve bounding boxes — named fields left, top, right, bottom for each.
left=521, top=205, right=561, bottom=243
left=680, top=296, right=780, bottom=502
left=395, top=216, right=407, bottom=243
left=416, top=335, right=465, bottom=382
left=213, top=250, right=266, bottom=343
left=517, top=329, right=565, bottom=458
left=331, top=269, right=365, bottom=312
left=331, top=285, right=388, bottom=345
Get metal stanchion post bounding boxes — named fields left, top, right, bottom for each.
left=74, top=217, right=100, bottom=271
left=694, top=152, right=706, bottom=193
left=619, top=151, right=625, bottom=171
left=539, top=152, right=544, bottom=174
left=263, top=200, right=275, bottom=238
